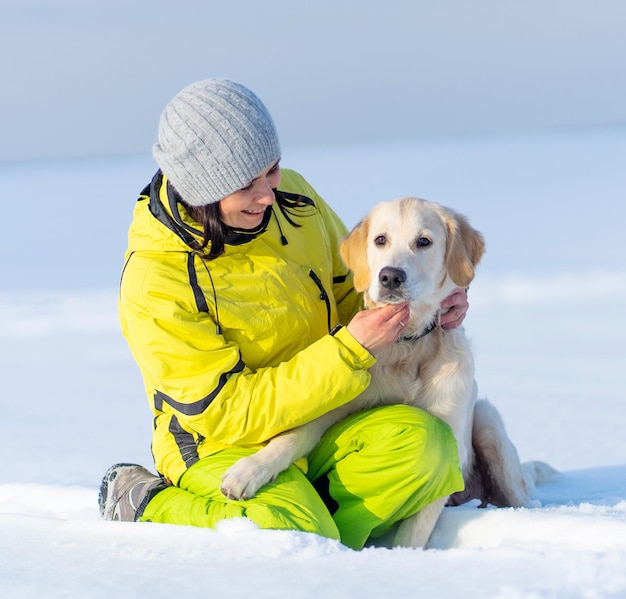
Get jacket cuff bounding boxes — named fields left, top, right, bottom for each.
left=331, top=325, right=376, bottom=369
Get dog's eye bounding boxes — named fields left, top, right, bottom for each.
left=416, top=237, right=431, bottom=247
left=374, top=235, right=387, bottom=246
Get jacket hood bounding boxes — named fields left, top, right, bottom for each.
left=126, top=171, right=273, bottom=256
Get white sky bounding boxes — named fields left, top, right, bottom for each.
left=2, top=0, right=626, bottom=161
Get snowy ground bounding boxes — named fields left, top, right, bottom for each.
left=1, top=128, right=625, bottom=598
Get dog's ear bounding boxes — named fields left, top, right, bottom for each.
left=444, top=209, right=485, bottom=288
left=340, top=216, right=371, bottom=293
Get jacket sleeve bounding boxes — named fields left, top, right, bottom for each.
left=120, top=255, right=375, bottom=449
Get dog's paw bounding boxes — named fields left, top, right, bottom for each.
left=220, top=454, right=275, bottom=501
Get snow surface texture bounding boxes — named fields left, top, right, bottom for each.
left=1, top=129, right=625, bottom=598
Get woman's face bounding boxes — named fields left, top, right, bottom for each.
left=219, top=161, right=281, bottom=229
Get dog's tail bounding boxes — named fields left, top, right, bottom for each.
left=522, top=460, right=560, bottom=492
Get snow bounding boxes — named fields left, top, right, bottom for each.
left=1, top=128, right=626, bottom=597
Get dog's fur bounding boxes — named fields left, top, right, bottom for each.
left=220, top=197, right=555, bottom=548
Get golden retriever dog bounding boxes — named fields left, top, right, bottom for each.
left=221, top=196, right=555, bottom=548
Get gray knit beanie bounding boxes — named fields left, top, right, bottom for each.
left=152, top=79, right=281, bottom=206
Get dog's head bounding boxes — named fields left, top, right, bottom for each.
left=340, top=197, right=485, bottom=310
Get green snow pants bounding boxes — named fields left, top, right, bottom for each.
left=141, top=404, right=464, bottom=549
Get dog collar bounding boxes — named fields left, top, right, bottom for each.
left=398, top=321, right=437, bottom=342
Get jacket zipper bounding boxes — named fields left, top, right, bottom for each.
left=309, top=269, right=331, bottom=332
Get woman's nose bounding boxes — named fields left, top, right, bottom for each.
left=254, top=179, right=275, bottom=204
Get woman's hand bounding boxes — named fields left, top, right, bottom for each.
left=347, top=287, right=469, bottom=354
left=438, top=287, right=469, bottom=330
left=347, top=302, right=410, bottom=356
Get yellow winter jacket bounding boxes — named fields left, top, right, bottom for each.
left=119, top=168, right=375, bottom=484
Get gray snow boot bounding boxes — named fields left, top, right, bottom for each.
left=98, top=463, right=168, bottom=522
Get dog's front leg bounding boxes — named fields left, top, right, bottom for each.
left=221, top=411, right=339, bottom=500
left=393, top=496, right=448, bottom=548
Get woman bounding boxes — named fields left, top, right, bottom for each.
left=99, top=79, right=467, bottom=550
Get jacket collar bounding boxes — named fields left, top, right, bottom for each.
left=146, top=171, right=272, bottom=250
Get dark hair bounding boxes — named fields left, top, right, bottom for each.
left=185, top=193, right=309, bottom=260
left=185, top=203, right=227, bottom=259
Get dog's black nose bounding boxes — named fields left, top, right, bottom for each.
left=379, top=267, right=406, bottom=289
